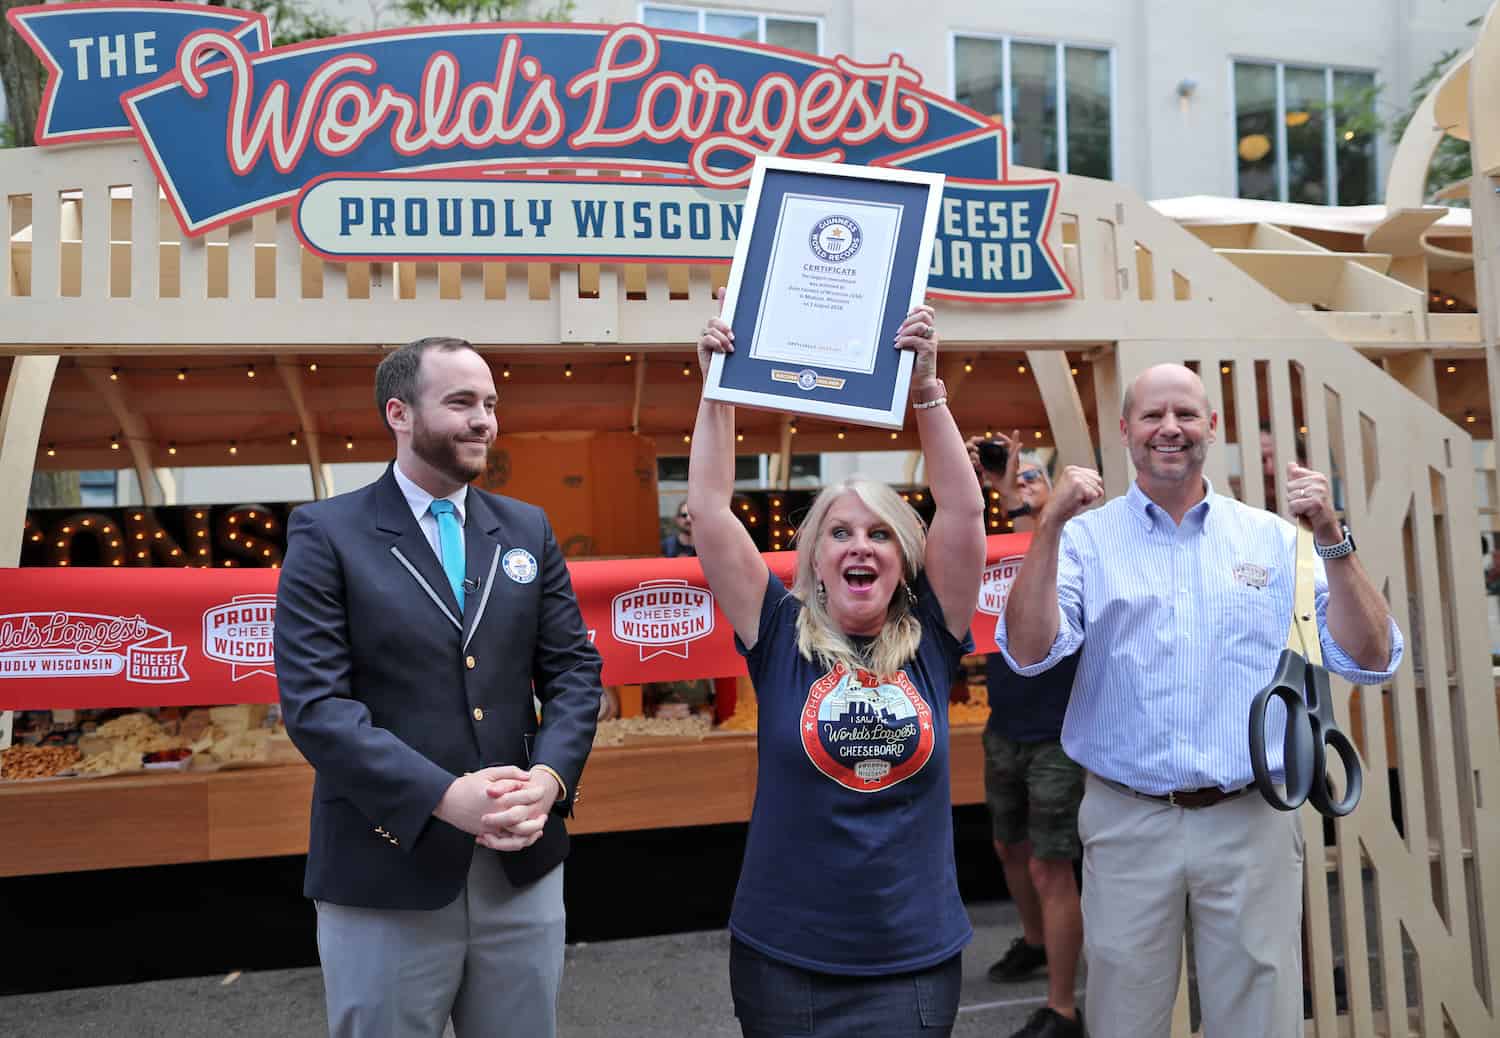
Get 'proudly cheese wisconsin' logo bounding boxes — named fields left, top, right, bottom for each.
left=611, top=579, right=715, bottom=661
left=202, top=594, right=276, bottom=681
left=0, top=611, right=188, bottom=683
left=977, top=554, right=1026, bottom=617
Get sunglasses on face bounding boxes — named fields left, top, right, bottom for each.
left=1017, top=469, right=1045, bottom=484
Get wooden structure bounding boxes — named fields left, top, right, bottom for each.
left=5, top=12, right=1500, bottom=1038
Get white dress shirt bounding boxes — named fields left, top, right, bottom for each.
left=392, top=462, right=468, bottom=566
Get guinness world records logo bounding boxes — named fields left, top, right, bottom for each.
left=808, top=215, right=863, bottom=263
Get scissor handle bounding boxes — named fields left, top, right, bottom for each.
left=1309, top=725, right=1363, bottom=817
left=1249, top=653, right=1315, bottom=811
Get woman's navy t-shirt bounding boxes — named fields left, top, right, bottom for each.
left=729, top=569, right=974, bottom=975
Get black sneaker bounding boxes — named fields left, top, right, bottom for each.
left=987, top=936, right=1048, bottom=982
left=1011, top=1006, right=1084, bottom=1038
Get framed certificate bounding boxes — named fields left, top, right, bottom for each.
left=703, top=157, right=945, bottom=429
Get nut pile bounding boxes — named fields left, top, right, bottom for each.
left=1, top=744, right=82, bottom=780
left=592, top=715, right=712, bottom=747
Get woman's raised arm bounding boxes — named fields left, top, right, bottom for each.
left=686, top=299, right=770, bottom=648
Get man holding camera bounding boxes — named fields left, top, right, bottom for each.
left=968, top=431, right=1084, bottom=1038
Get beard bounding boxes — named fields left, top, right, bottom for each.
left=1131, top=439, right=1207, bottom=482
left=411, top=413, right=486, bottom=484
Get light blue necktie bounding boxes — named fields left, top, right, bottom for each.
left=428, top=499, right=465, bottom=612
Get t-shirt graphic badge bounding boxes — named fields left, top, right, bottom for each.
left=800, top=663, right=934, bottom=792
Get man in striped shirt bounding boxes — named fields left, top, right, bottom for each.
left=997, top=363, right=1402, bottom=1038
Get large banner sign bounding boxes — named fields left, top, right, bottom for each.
left=0, top=534, right=1027, bottom=709
left=6, top=6, right=1072, bottom=302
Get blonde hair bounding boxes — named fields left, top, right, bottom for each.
left=792, top=479, right=927, bottom=677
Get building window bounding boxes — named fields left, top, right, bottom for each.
left=1233, top=61, right=1377, bottom=205
left=951, top=34, right=1113, bottom=179
left=640, top=5, right=821, bottom=54
left=79, top=470, right=117, bottom=508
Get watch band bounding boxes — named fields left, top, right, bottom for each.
left=1313, top=523, right=1356, bottom=560
left=1004, top=504, right=1032, bottom=520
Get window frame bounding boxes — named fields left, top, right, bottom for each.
left=637, top=3, right=824, bottom=55
left=946, top=30, right=1118, bottom=179
left=1228, top=58, right=1379, bottom=205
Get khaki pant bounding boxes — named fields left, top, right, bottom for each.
left=1078, top=774, right=1305, bottom=1038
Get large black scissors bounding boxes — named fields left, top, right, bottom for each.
left=1248, top=525, right=1363, bottom=817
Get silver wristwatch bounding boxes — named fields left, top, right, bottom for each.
left=1313, top=522, right=1356, bottom=560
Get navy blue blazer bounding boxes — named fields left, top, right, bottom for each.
left=274, top=466, right=602, bottom=909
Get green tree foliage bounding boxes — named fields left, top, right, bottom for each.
left=1388, top=47, right=1473, bottom=204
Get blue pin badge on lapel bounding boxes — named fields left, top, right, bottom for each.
left=503, top=548, right=538, bottom=584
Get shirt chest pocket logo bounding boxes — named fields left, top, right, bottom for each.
left=1219, top=577, right=1284, bottom=647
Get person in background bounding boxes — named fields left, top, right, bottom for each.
left=662, top=501, right=697, bottom=557
left=1001, top=363, right=1402, bottom=1038
left=691, top=298, right=985, bottom=1037
left=965, top=431, right=1084, bottom=1038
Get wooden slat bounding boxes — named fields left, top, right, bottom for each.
left=29, top=187, right=59, bottom=300
left=1198, top=353, right=1229, bottom=492
left=81, top=182, right=109, bottom=300
left=1232, top=357, right=1265, bottom=511
left=129, top=176, right=159, bottom=301
left=227, top=218, right=255, bottom=302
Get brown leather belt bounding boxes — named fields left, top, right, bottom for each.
left=1100, top=777, right=1251, bottom=809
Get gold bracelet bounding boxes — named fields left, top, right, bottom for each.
left=912, top=396, right=948, bottom=410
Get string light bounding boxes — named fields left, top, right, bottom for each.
left=836, top=427, right=847, bottom=440
left=682, top=432, right=691, bottom=443
left=963, top=358, right=974, bottom=374
left=890, top=431, right=898, bottom=439
left=167, top=442, right=177, bottom=455
left=307, top=362, right=318, bottom=372
left=289, top=432, right=299, bottom=446
left=1465, top=410, right=1477, bottom=424
left=1033, top=431, right=1043, bottom=440
left=682, top=362, right=692, bottom=376
left=177, top=368, right=187, bottom=381
left=1017, top=363, right=1027, bottom=374
left=46, top=444, right=56, bottom=457
left=502, top=364, right=512, bottom=379
left=1221, top=364, right=1231, bottom=374
left=345, top=437, right=355, bottom=450
left=1446, top=364, right=1457, bottom=374
left=736, top=433, right=744, bottom=442
left=564, top=363, right=574, bottom=378
left=109, top=366, right=120, bottom=381
left=109, top=434, right=120, bottom=451
left=246, top=364, right=256, bottom=379
left=228, top=441, right=238, bottom=455
left=624, top=353, right=633, bottom=363
left=1071, top=366, right=1079, bottom=375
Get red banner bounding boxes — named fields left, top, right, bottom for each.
left=0, top=535, right=1029, bottom=709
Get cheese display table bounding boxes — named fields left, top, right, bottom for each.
left=0, top=728, right=988, bottom=878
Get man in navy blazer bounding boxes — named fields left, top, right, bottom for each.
left=274, top=336, right=601, bottom=1038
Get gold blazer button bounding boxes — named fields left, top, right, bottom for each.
left=465, top=655, right=476, bottom=669
left=473, top=707, right=484, bottom=721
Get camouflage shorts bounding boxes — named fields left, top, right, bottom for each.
left=982, top=729, right=1085, bottom=861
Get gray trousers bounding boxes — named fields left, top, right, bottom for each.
left=1079, top=773, right=1305, bottom=1038
left=315, top=851, right=565, bottom=1038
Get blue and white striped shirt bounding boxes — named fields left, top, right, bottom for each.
left=996, top=481, right=1403, bottom=794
